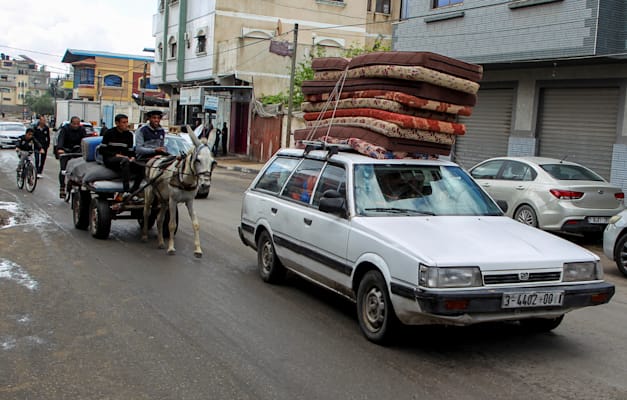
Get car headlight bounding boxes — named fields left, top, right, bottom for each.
left=608, top=214, right=623, bottom=225
left=419, top=265, right=483, bottom=288
left=563, top=261, right=601, bottom=282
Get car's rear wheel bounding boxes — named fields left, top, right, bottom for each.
left=613, top=233, right=627, bottom=277
left=257, top=230, right=285, bottom=283
left=519, top=315, right=564, bottom=332
left=356, top=270, right=398, bottom=345
left=514, top=205, right=538, bottom=227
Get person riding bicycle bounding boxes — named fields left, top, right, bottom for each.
left=56, top=116, right=87, bottom=198
left=16, top=128, right=44, bottom=173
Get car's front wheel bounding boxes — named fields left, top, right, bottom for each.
left=257, top=230, right=286, bottom=283
left=356, top=270, right=398, bottom=344
left=514, top=204, right=538, bottom=227
left=613, top=233, right=627, bottom=277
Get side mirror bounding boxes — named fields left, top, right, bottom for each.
left=318, top=190, right=346, bottom=216
left=496, top=200, right=508, bottom=213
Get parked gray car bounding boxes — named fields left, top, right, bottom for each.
left=0, top=121, right=27, bottom=148
left=603, top=210, right=627, bottom=277
left=469, top=156, right=624, bottom=236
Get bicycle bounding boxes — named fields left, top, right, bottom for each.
left=16, top=150, right=38, bottom=192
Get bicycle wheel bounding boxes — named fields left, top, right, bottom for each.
left=25, top=161, right=37, bottom=192
left=16, top=165, right=24, bottom=189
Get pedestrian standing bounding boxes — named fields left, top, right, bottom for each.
left=221, top=122, right=228, bottom=156
left=32, top=115, right=50, bottom=177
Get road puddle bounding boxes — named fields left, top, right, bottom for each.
left=0, top=201, right=48, bottom=229
left=0, top=258, right=38, bottom=290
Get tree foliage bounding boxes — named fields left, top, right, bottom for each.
left=24, top=92, right=54, bottom=115
left=259, top=39, right=390, bottom=108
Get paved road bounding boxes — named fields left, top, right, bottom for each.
left=0, top=149, right=626, bottom=400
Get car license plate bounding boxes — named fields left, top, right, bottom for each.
left=587, top=216, right=609, bottom=224
left=502, top=291, right=564, bottom=308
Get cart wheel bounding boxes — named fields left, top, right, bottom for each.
left=72, top=190, right=91, bottom=230
left=89, top=197, right=111, bottom=239
left=137, top=207, right=158, bottom=230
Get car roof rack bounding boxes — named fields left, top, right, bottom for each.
left=301, top=140, right=354, bottom=160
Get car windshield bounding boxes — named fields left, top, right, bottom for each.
left=540, top=163, right=604, bottom=181
left=165, top=135, right=192, bottom=155
left=0, top=124, right=25, bottom=131
left=353, top=164, right=503, bottom=217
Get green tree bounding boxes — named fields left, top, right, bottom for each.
left=24, top=92, right=54, bottom=115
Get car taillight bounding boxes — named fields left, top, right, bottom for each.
left=550, top=189, right=583, bottom=200
left=615, top=192, right=625, bottom=200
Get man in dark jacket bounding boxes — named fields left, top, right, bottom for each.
left=32, top=115, right=50, bottom=176
left=99, top=114, right=142, bottom=194
left=56, top=116, right=87, bottom=198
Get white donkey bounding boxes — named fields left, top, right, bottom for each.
left=141, top=126, right=216, bottom=257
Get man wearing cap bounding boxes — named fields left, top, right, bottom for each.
left=135, top=110, right=169, bottom=160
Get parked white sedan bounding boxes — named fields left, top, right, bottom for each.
left=469, top=156, right=624, bottom=236
left=239, top=147, right=615, bottom=344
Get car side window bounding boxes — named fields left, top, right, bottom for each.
left=501, top=161, right=534, bottom=181
left=281, top=159, right=324, bottom=204
left=254, top=157, right=300, bottom=194
left=312, top=164, right=346, bottom=207
left=470, top=160, right=504, bottom=180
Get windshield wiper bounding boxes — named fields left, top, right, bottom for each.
left=363, top=207, right=435, bottom=216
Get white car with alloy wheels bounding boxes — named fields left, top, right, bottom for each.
left=239, top=146, right=615, bottom=344
left=469, top=156, right=624, bottom=237
left=603, top=210, right=627, bottom=277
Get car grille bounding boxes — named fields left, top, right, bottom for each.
left=483, top=271, right=562, bottom=285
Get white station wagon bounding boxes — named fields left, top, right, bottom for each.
left=239, top=146, right=615, bottom=344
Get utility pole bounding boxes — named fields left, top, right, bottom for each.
left=285, top=23, right=298, bottom=147
left=140, top=62, right=147, bottom=124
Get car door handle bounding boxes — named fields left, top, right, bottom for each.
left=481, top=183, right=490, bottom=187
left=271, top=207, right=277, bottom=214
left=303, top=218, right=312, bottom=226
left=515, top=186, right=525, bottom=190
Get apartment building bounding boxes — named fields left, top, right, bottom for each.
left=0, top=54, right=50, bottom=118
left=151, top=0, right=400, bottom=155
left=61, top=49, right=167, bottom=127
left=395, top=0, right=627, bottom=190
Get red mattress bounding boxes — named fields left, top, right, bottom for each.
left=294, top=126, right=452, bottom=156
left=303, top=108, right=466, bottom=135
left=301, top=78, right=477, bottom=106
left=312, top=57, right=350, bottom=71
left=303, top=90, right=473, bottom=116
left=348, top=51, right=483, bottom=81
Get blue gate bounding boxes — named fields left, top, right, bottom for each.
left=102, top=105, right=114, bottom=128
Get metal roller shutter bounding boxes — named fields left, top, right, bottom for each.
left=537, top=87, right=619, bottom=180
left=454, top=88, right=514, bottom=170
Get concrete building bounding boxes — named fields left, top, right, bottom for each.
left=151, top=0, right=401, bottom=156
left=61, top=49, right=168, bottom=127
left=394, top=0, right=627, bottom=189
left=0, top=54, right=50, bottom=119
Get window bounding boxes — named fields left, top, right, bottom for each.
left=196, top=34, right=207, bottom=54
left=76, top=68, right=95, bottom=85
left=158, top=0, right=164, bottom=11
left=470, top=160, right=504, bottom=180
left=141, top=77, right=158, bottom=90
left=254, top=157, right=300, bottom=194
left=157, top=43, right=164, bottom=61
left=312, top=164, right=346, bottom=207
left=281, top=159, right=324, bottom=204
left=103, top=74, right=122, bottom=87
left=501, top=161, right=535, bottom=181
left=168, top=36, right=177, bottom=59
left=434, top=0, right=463, bottom=7
left=369, top=0, right=391, bottom=13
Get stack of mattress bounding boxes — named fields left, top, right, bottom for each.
left=294, top=51, right=483, bottom=159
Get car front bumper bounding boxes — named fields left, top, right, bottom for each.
left=414, top=282, right=614, bottom=316
left=0, top=137, right=19, bottom=147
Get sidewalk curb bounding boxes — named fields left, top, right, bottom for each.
left=216, top=164, right=261, bottom=175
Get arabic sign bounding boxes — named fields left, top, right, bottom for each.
left=204, top=95, right=219, bottom=111
left=179, top=87, right=203, bottom=105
